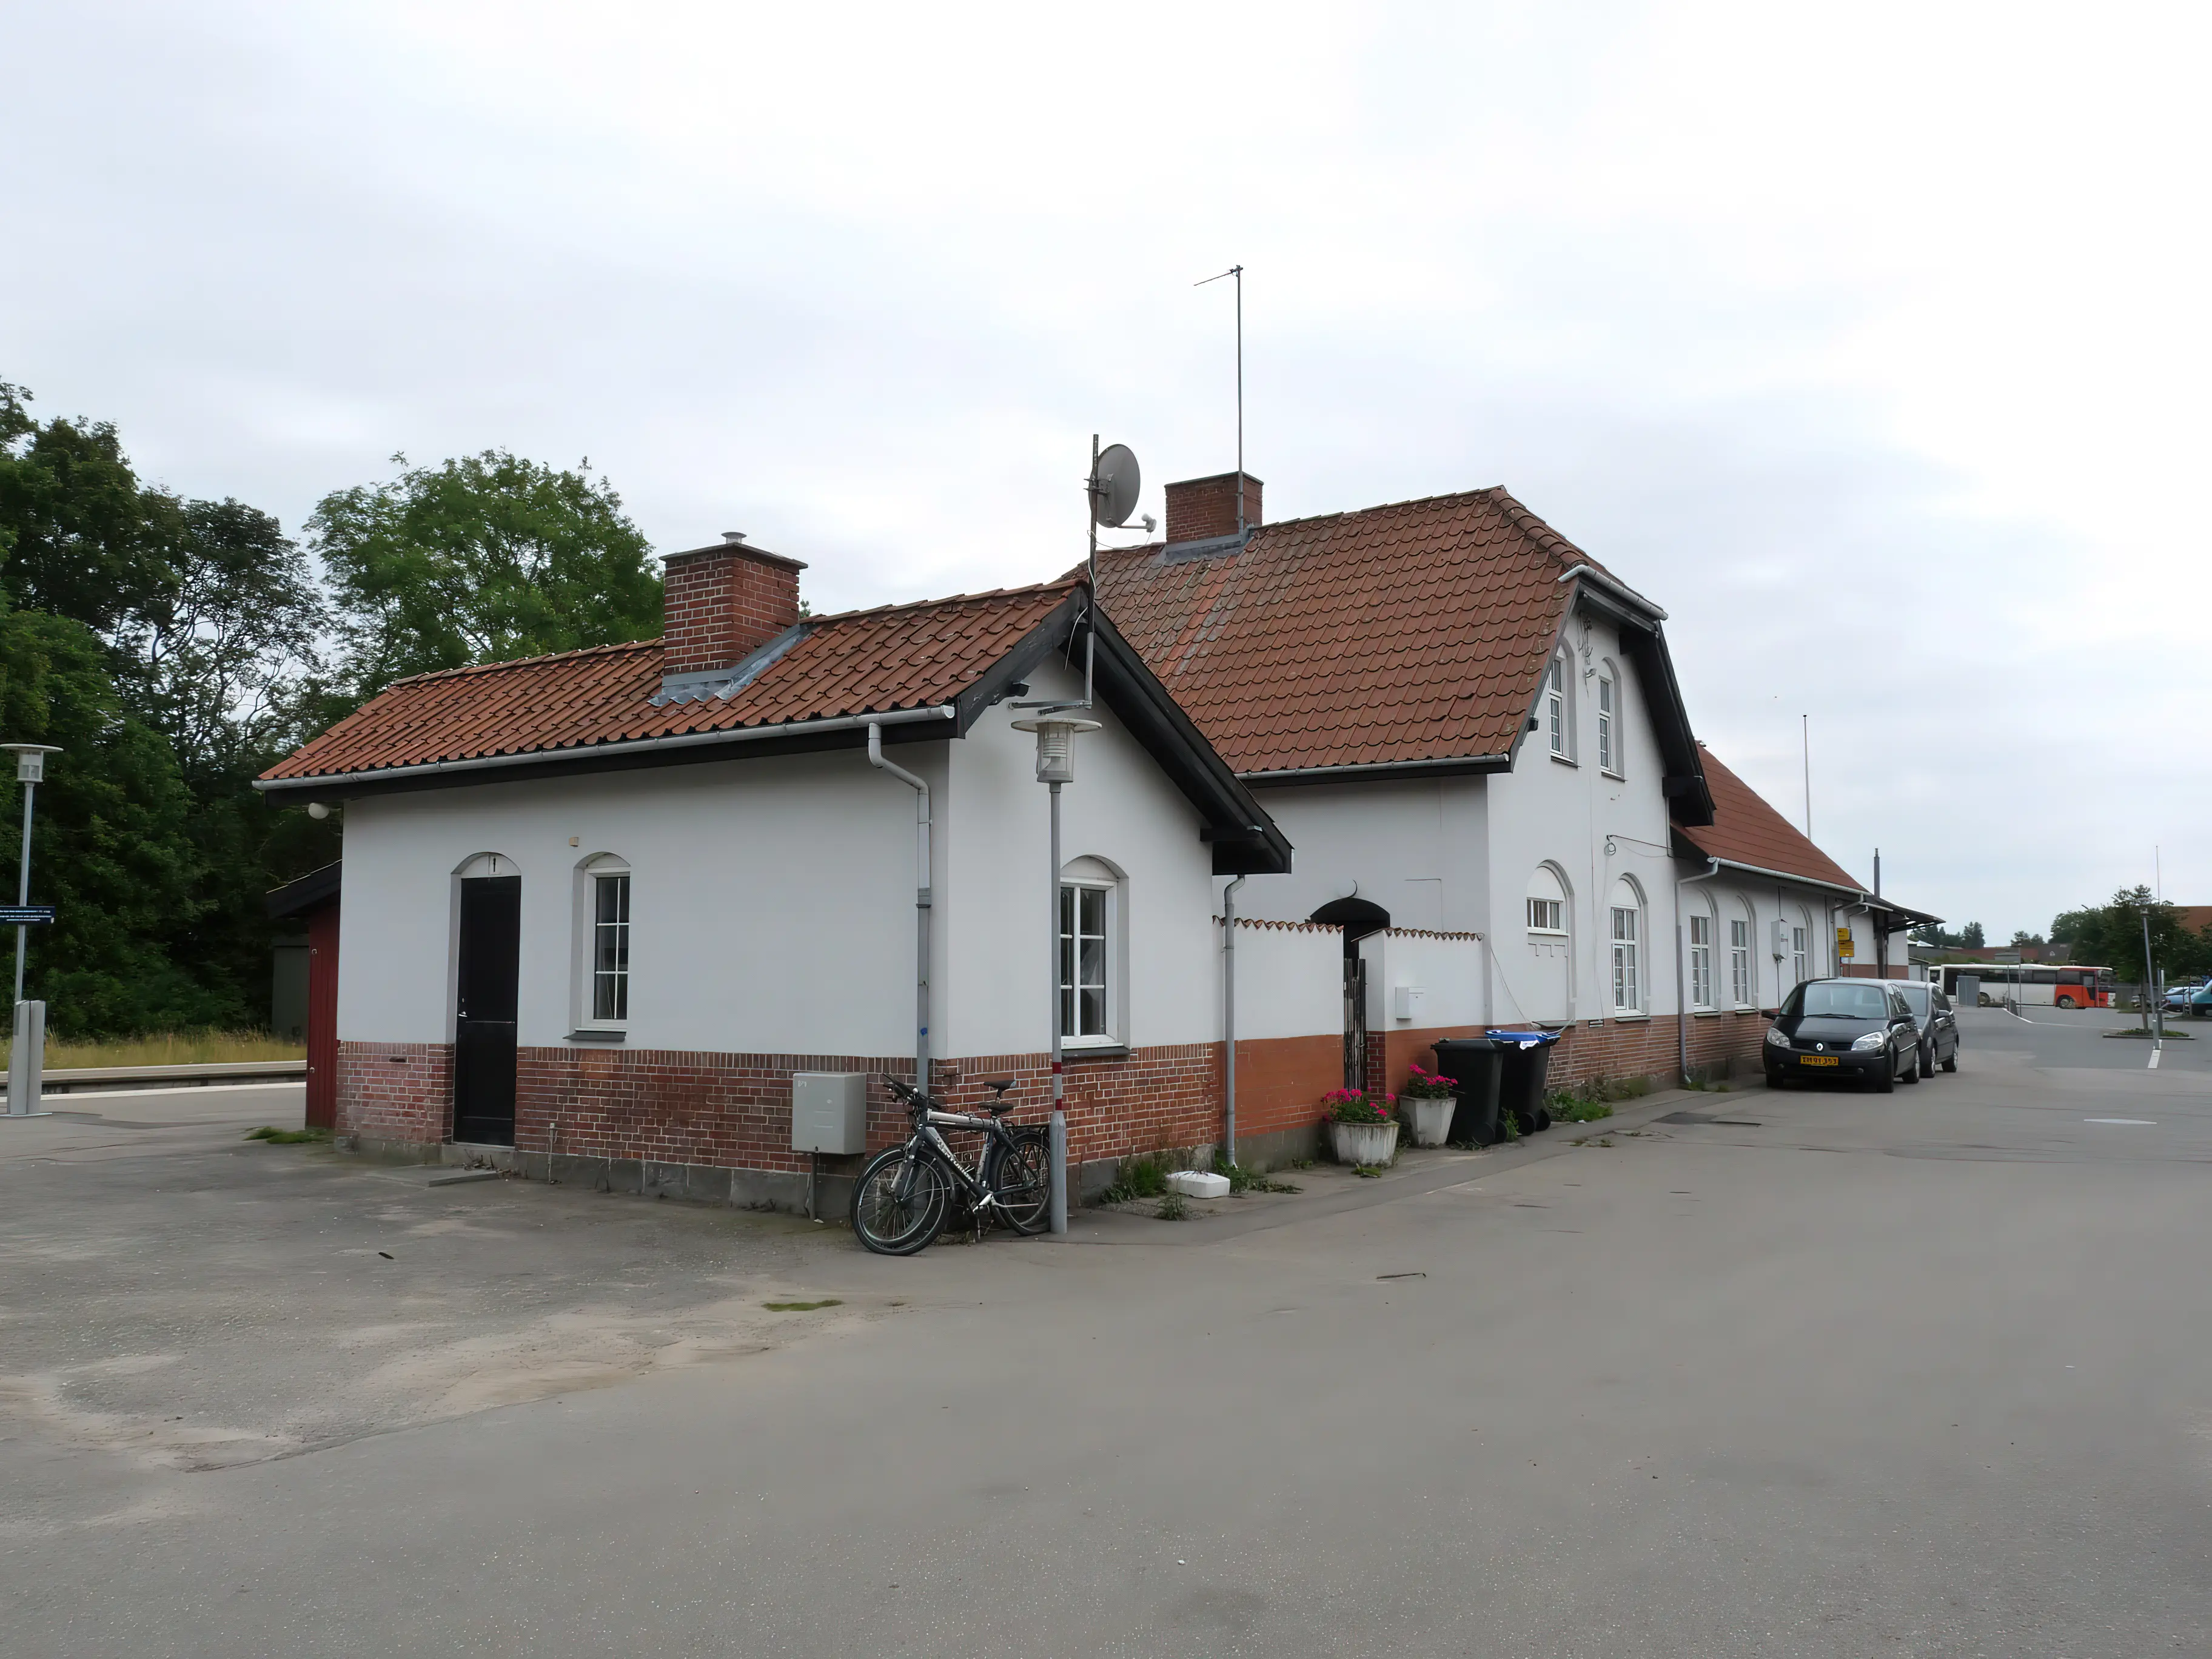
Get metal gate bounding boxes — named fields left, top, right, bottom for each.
left=1343, top=957, right=1368, bottom=1091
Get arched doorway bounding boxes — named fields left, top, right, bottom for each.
left=1310, top=897, right=1390, bottom=1089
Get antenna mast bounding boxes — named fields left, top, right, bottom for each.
left=1196, top=263, right=1246, bottom=537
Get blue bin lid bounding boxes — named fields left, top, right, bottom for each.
left=1484, top=1028, right=1560, bottom=1047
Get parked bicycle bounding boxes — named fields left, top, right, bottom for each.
left=850, top=1076, right=1052, bottom=1256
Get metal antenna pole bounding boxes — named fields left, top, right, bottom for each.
left=1195, top=263, right=1247, bottom=537
left=1234, top=264, right=1244, bottom=538
left=13, top=778, right=32, bottom=1005
left=1085, top=433, right=1098, bottom=709
left=1801, top=714, right=1811, bottom=840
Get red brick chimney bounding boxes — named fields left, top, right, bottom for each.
left=660, top=532, right=806, bottom=679
left=1163, top=472, right=1263, bottom=545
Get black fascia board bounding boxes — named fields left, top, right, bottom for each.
left=266, top=859, right=342, bottom=919
left=1615, top=616, right=1714, bottom=826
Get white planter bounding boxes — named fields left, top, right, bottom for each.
left=1166, top=1169, right=1230, bottom=1200
left=1329, top=1119, right=1400, bottom=1167
left=1402, top=1096, right=1455, bottom=1148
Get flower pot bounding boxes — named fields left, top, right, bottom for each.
left=1402, top=1096, right=1455, bottom=1148
left=1329, top=1119, right=1399, bottom=1167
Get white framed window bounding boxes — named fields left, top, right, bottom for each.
left=1729, top=916, right=1752, bottom=1007
left=1689, top=913, right=1714, bottom=1009
left=1526, top=864, right=1570, bottom=936
left=1059, top=865, right=1119, bottom=1045
left=1597, top=672, right=1617, bottom=773
left=1610, top=896, right=1641, bottom=1013
left=1791, top=924, right=1809, bottom=988
left=1546, top=659, right=1567, bottom=758
left=573, top=854, right=631, bottom=1031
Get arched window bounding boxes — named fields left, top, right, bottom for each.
left=1729, top=899, right=1755, bottom=1007
left=456, top=851, right=518, bottom=879
left=1524, top=865, right=1568, bottom=936
left=1061, top=856, right=1125, bottom=1046
left=1609, top=877, right=1644, bottom=1013
left=575, top=853, right=631, bottom=1028
left=1545, top=654, right=1572, bottom=760
left=1792, top=906, right=1812, bottom=988
left=1687, top=893, right=1717, bottom=1010
left=1597, top=662, right=1621, bottom=776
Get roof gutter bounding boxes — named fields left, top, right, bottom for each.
left=1239, top=753, right=1512, bottom=786
left=253, top=705, right=959, bottom=796
left=1557, top=564, right=1667, bottom=622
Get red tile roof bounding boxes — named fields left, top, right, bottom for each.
left=263, top=581, right=1076, bottom=783
left=1093, top=488, right=1624, bottom=775
left=1677, top=746, right=1866, bottom=892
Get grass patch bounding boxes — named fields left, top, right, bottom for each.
left=1099, top=1154, right=1170, bottom=1205
left=1212, top=1155, right=1301, bottom=1195
left=1352, top=1164, right=1387, bottom=1179
left=8, top=1029, right=305, bottom=1070
left=1155, top=1191, right=1188, bottom=1221
left=244, top=1125, right=328, bottom=1145
left=1547, top=1074, right=1651, bottom=1122
left=762, top=1298, right=843, bottom=1312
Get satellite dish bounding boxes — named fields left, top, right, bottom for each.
left=1089, top=443, right=1141, bottom=529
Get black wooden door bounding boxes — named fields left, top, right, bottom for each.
left=1343, top=957, right=1368, bottom=1091
left=453, top=875, right=521, bottom=1145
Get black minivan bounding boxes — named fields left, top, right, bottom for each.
left=1763, top=978, right=1925, bottom=1091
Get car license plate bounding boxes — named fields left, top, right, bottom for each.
left=1799, top=1055, right=1840, bottom=1067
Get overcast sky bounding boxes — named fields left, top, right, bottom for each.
left=6, top=1, right=2207, bottom=940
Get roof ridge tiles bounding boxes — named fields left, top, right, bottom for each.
left=383, top=637, right=661, bottom=689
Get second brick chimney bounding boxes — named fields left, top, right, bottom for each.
left=1162, top=471, right=1263, bottom=549
left=660, top=532, right=807, bottom=683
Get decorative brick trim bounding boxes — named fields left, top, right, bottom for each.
left=1215, top=916, right=1344, bottom=934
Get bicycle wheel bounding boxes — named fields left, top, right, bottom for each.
left=986, top=1129, right=1053, bottom=1236
left=851, top=1147, right=953, bottom=1256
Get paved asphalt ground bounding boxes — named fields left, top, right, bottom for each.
left=2, top=1005, right=2210, bottom=1656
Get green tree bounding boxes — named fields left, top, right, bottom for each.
left=0, top=600, right=235, bottom=1034
left=1959, top=921, right=1985, bottom=948
left=2055, top=887, right=2212, bottom=985
left=0, top=382, right=176, bottom=634
left=310, top=451, right=662, bottom=694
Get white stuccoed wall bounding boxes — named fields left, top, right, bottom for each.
left=337, top=748, right=937, bottom=1057
left=1358, top=929, right=1488, bottom=1034
left=1234, top=776, right=1489, bottom=933
left=337, top=655, right=1244, bottom=1065
left=1486, top=611, right=1682, bottom=1026
left=940, top=658, right=1222, bottom=1056
left=1217, top=919, right=1342, bottom=1040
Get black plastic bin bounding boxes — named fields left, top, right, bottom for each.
left=1430, top=1037, right=1504, bottom=1145
left=1486, top=1028, right=1561, bottom=1133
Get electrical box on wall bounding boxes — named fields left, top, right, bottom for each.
left=1771, top=918, right=1791, bottom=958
left=1392, top=985, right=1426, bottom=1022
left=791, top=1072, right=867, bottom=1155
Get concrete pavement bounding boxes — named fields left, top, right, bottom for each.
left=3, top=1028, right=2210, bottom=1655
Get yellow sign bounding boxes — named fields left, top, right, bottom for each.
left=1837, top=925, right=1855, bottom=960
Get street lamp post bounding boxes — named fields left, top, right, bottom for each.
left=2, top=745, right=59, bottom=1119
left=1012, top=715, right=1099, bottom=1235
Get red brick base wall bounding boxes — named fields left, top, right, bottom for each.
left=336, top=1041, right=454, bottom=1147
left=335, top=1034, right=1344, bottom=1188
left=517, top=1047, right=916, bottom=1176
left=1369, top=1011, right=1774, bottom=1100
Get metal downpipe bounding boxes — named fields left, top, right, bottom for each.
left=1221, top=874, right=1246, bottom=1166
left=866, top=723, right=931, bottom=1091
